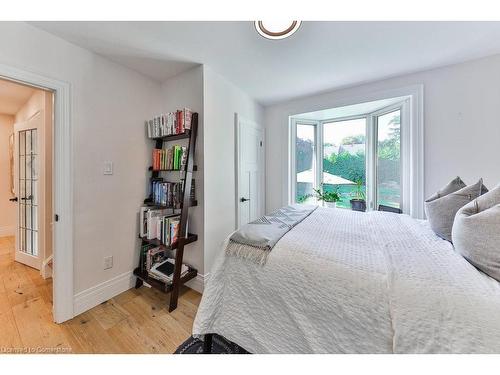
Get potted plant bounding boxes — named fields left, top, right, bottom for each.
left=313, top=185, right=342, bottom=208
left=350, top=179, right=366, bottom=212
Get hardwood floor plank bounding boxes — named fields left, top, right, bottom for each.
left=90, top=299, right=130, bottom=330
left=0, top=236, right=202, bottom=354
left=12, top=297, right=72, bottom=352
left=61, top=312, right=122, bottom=354
left=0, top=308, right=23, bottom=349
left=168, top=298, right=199, bottom=334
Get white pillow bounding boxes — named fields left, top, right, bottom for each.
left=425, top=178, right=486, bottom=242
left=452, top=185, right=500, bottom=282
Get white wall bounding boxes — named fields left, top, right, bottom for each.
left=0, top=114, right=15, bottom=236
left=158, top=66, right=205, bottom=278
left=264, top=54, right=500, bottom=212
left=0, top=23, right=163, bottom=299
left=0, top=22, right=262, bottom=314
left=202, top=66, right=264, bottom=275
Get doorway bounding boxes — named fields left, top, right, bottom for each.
left=235, top=113, right=265, bottom=228
left=0, top=78, right=54, bottom=323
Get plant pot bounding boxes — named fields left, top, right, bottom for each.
left=350, top=199, right=366, bottom=212
left=325, top=201, right=337, bottom=208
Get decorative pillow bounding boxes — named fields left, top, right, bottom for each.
left=426, top=176, right=466, bottom=202
left=452, top=185, right=500, bottom=282
left=425, top=178, right=487, bottom=242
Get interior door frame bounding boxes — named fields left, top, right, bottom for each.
left=0, top=63, right=73, bottom=323
left=234, top=113, right=265, bottom=229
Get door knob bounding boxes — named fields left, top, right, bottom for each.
left=240, top=197, right=250, bottom=202
left=9, top=197, right=18, bottom=202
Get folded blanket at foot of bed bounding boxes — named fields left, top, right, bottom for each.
left=226, top=204, right=317, bottom=265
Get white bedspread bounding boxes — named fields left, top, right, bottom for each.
left=192, top=208, right=500, bottom=353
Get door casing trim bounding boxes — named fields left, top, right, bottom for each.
left=0, top=63, right=73, bottom=323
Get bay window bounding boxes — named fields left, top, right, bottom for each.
left=291, top=100, right=407, bottom=213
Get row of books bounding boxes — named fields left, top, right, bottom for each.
left=150, top=178, right=196, bottom=207
left=152, top=145, right=187, bottom=171
left=151, top=180, right=183, bottom=208
left=140, top=208, right=186, bottom=244
left=138, top=245, right=189, bottom=284
left=146, top=108, right=193, bottom=138
left=139, top=244, right=165, bottom=273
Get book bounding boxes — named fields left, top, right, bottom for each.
left=148, top=258, right=189, bottom=284
left=145, top=109, right=193, bottom=139
left=170, top=218, right=180, bottom=244
left=140, top=207, right=150, bottom=238
left=146, top=209, right=169, bottom=239
left=139, top=243, right=156, bottom=273
left=183, top=108, right=193, bottom=130
left=146, top=246, right=166, bottom=272
left=152, top=145, right=190, bottom=172
left=150, top=180, right=184, bottom=208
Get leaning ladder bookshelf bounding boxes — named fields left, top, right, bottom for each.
left=133, top=112, right=198, bottom=312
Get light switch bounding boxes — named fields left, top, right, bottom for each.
left=103, top=161, right=113, bottom=175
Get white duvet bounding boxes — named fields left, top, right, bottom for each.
left=193, top=208, right=500, bottom=353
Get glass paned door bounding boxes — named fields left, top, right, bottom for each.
left=376, top=109, right=401, bottom=210
left=19, top=128, right=39, bottom=256
left=14, top=111, right=44, bottom=270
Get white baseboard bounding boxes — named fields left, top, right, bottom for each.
left=0, top=225, right=15, bottom=237
left=73, top=270, right=207, bottom=317
left=73, top=270, right=135, bottom=316
left=185, top=272, right=208, bottom=294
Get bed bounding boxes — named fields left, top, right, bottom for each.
left=192, top=207, right=500, bottom=353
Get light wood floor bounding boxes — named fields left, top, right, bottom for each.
left=0, top=236, right=201, bottom=354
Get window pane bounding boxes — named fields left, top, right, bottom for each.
left=296, top=124, right=316, bottom=204
left=323, top=118, right=366, bottom=209
left=377, top=110, right=401, bottom=209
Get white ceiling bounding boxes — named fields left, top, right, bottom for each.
left=30, top=21, right=500, bottom=105
left=0, top=78, right=35, bottom=115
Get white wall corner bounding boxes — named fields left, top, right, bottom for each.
left=0, top=225, right=15, bottom=237
left=185, top=272, right=208, bottom=294
left=73, top=271, right=135, bottom=317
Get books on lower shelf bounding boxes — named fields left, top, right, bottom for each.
left=139, top=207, right=188, bottom=245
left=138, top=245, right=190, bottom=284
left=148, top=258, right=189, bottom=284
left=146, top=108, right=193, bottom=138
left=152, top=145, right=187, bottom=171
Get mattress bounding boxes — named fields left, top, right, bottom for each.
left=193, top=207, right=500, bottom=353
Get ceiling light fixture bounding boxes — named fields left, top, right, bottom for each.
left=255, top=21, right=301, bottom=40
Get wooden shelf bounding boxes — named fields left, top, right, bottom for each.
left=149, top=165, right=197, bottom=172
left=139, top=233, right=198, bottom=250
left=149, top=131, right=192, bottom=142
left=133, top=267, right=198, bottom=293
left=136, top=112, right=198, bottom=312
left=143, top=200, right=197, bottom=209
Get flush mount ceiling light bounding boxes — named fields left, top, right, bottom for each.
left=255, top=21, right=301, bottom=40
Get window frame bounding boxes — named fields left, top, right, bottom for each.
left=370, top=103, right=405, bottom=211
left=290, top=99, right=410, bottom=213
left=289, top=118, right=320, bottom=203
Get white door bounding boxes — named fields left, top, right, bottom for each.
left=14, top=111, right=45, bottom=270
left=236, top=114, right=264, bottom=228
